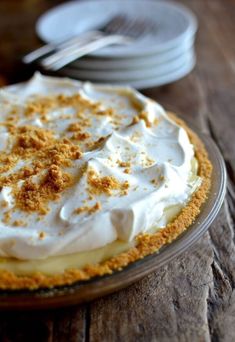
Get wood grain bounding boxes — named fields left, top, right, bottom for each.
left=0, top=0, right=235, bottom=341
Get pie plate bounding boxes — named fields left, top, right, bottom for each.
left=0, top=127, right=226, bottom=310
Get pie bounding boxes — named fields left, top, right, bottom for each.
left=0, top=73, right=212, bottom=290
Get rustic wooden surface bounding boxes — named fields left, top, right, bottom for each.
left=0, top=0, right=235, bottom=341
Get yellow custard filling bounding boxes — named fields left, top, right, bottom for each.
left=0, top=240, right=134, bottom=276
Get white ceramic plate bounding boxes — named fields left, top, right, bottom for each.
left=72, top=35, right=195, bottom=70
left=37, top=0, right=197, bottom=58
left=59, top=54, right=196, bottom=89
left=61, top=48, right=195, bottom=81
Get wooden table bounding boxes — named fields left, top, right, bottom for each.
left=0, top=0, right=235, bottom=341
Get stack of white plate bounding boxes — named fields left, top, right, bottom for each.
left=37, top=0, right=198, bottom=90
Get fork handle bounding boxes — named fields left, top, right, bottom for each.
left=22, top=31, right=102, bottom=64
left=41, top=34, right=132, bottom=71
left=23, top=44, right=56, bottom=64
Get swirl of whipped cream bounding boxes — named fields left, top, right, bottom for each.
left=0, top=73, right=201, bottom=260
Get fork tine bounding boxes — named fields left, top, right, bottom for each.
left=103, top=15, right=128, bottom=34
left=106, top=16, right=155, bottom=39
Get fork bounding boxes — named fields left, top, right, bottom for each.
left=23, top=15, right=128, bottom=64
left=41, top=15, right=154, bottom=71
left=23, top=15, right=155, bottom=71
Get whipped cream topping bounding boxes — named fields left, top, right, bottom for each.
left=0, top=73, right=201, bottom=260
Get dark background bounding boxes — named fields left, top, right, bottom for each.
left=0, top=0, right=65, bottom=85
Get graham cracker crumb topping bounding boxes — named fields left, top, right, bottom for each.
left=14, top=164, right=73, bottom=215
left=87, top=168, right=129, bottom=196
left=131, top=110, right=153, bottom=127
left=13, top=220, right=27, bottom=227
left=74, top=202, right=102, bottom=215
left=38, top=231, right=46, bottom=240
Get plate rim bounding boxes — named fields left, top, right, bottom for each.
left=62, top=49, right=195, bottom=81
left=59, top=55, right=196, bottom=90
left=71, top=36, right=195, bottom=70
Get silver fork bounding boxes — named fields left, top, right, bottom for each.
left=23, top=15, right=129, bottom=64
left=37, top=15, right=155, bottom=71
